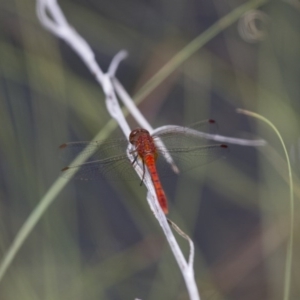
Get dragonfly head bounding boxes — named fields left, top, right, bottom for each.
left=129, top=128, right=150, bottom=145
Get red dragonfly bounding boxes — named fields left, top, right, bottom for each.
left=59, top=120, right=228, bottom=214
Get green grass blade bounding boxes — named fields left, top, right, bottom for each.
left=134, top=0, right=269, bottom=104
left=0, top=120, right=116, bottom=283
left=237, top=108, right=294, bottom=300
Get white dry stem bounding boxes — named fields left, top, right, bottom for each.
left=153, top=125, right=266, bottom=146
left=37, top=0, right=131, bottom=136
left=167, top=219, right=195, bottom=268
left=36, top=0, right=201, bottom=299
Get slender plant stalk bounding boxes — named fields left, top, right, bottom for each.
left=133, top=0, right=269, bottom=105
left=237, top=108, right=294, bottom=300
left=0, top=120, right=116, bottom=282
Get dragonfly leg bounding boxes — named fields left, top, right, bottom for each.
left=131, top=154, right=139, bottom=166
left=140, top=162, right=145, bottom=186
left=131, top=154, right=145, bottom=186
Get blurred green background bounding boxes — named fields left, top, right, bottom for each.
left=0, top=0, right=300, bottom=299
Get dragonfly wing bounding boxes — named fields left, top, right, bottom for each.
left=59, top=139, right=129, bottom=163
left=155, top=144, right=228, bottom=178
left=60, top=156, right=142, bottom=181
left=59, top=139, right=141, bottom=181
left=153, top=122, right=228, bottom=177
left=153, top=121, right=219, bottom=148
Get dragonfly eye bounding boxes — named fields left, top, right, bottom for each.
left=129, top=128, right=150, bottom=144
left=129, top=129, right=139, bottom=144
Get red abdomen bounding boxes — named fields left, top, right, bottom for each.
left=144, top=155, right=168, bottom=214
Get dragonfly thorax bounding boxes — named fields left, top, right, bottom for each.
left=129, top=128, right=158, bottom=158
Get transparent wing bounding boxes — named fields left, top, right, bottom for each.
left=59, top=120, right=228, bottom=181
left=154, top=119, right=219, bottom=148
left=153, top=120, right=229, bottom=176
left=59, top=139, right=141, bottom=181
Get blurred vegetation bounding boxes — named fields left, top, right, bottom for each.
left=0, top=0, right=300, bottom=299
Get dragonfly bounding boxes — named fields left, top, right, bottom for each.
left=59, top=120, right=229, bottom=214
